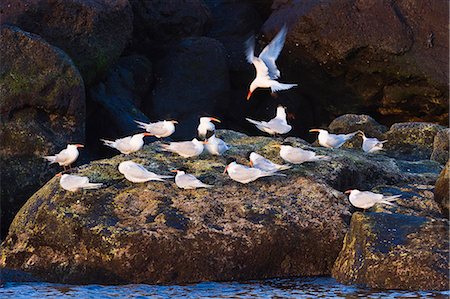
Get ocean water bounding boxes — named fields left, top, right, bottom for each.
left=1, top=277, right=448, bottom=299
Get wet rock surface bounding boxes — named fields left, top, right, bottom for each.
left=332, top=212, right=449, bottom=290
left=431, top=128, right=449, bottom=165
left=0, top=25, right=85, bottom=239
left=434, top=162, right=449, bottom=218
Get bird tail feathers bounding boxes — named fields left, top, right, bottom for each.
left=134, top=120, right=149, bottom=130
left=83, top=183, right=103, bottom=190
left=271, top=83, right=297, bottom=93
left=246, top=118, right=262, bottom=126
left=277, top=164, right=292, bottom=171
left=44, top=156, right=57, bottom=164
left=380, top=195, right=401, bottom=206
left=101, top=139, right=114, bottom=147
left=315, top=155, right=331, bottom=161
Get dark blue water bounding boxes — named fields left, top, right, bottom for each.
left=1, top=277, right=448, bottom=298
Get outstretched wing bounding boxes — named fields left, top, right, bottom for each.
left=259, top=25, right=287, bottom=79
left=245, top=35, right=256, bottom=64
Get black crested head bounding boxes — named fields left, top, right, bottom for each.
left=244, top=151, right=253, bottom=160
left=281, top=141, right=293, bottom=146
left=225, top=157, right=236, bottom=165
left=177, top=167, right=188, bottom=172
left=205, top=130, right=215, bottom=140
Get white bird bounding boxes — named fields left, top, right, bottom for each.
left=101, top=133, right=151, bottom=154
left=172, top=169, right=213, bottom=189
left=205, top=134, right=229, bottom=155
left=118, top=160, right=173, bottom=183
left=245, top=25, right=297, bottom=100
left=224, top=160, right=284, bottom=184
left=246, top=106, right=292, bottom=135
left=273, top=143, right=330, bottom=164
left=358, top=131, right=387, bottom=153
left=58, top=173, right=102, bottom=192
left=160, top=138, right=205, bottom=158
left=198, top=117, right=221, bottom=140
left=309, top=129, right=358, bottom=149
left=44, top=144, right=84, bottom=170
left=135, top=120, right=178, bottom=138
left=248, top=152, right=291, bottom=172
left=345, top=189, right=401, bottom=209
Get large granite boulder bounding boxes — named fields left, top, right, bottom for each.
left=434, top=162, right=449, bottom=218
left=0, top=25, right=85, bottom=239
left=0, top=0, right=133, bottom=84
left=332, top=212, right=449, bottom=290
left=0, top=130, right=442, bottom=284
left=262, top=0, right=449, bottom=127
left=431, top=128, right=449, bottom=165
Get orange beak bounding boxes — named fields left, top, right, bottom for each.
left=74, top=144, right=84, bottom=148
left=143, top=133, right=152, bottom=137
left=56, top=172, right=62, bottom=177
left=246, top=90, right=252, bottom=101
left=202, top=140, right=208, bottom=144
left=223, top=165, right=229, bottom=174
left=170, top=169, right=178, bottom=173
left=248, top=161, right=253, bottom=167
left=209, top=117, right=221, bottom=123
left=170, top=120, right=179, bottom=124
left=309, top=129, right=321, bottom=133
left=344, top=190, right=352, bottom=194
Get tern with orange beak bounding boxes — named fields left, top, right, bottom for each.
left=358, top=131, right=387, bottom=153
left=58, top=173, right=102, bottom=192
left=160, top=138, right=205, bottom=158
left=246, top=106, right=291, bottom=135
left=44, top=144, right=84, bottom=170
left=248, top=151, right=291, bottom=172
left=344, top=189, right=401, bottom=209
left=245, top=25, right=297, bottom=100
left=172, top=169, right=213, bottom=189
left=135, top=120, right=178, bottom=138
left=101, top=133, right=152, bottom=154
left=309, top=129, right=358, bottom=149
left=118, top=161, right=173, bottom=183
left=273, top=142, right=330, bottom=164
left=224, top=158, right=285, bottom=184
left=198, top=117, right=221, bottom=140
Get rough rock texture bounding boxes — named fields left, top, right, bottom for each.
left=150, top=37, right=230, bottom=139
left=431, top=128, right=449, bottom=165
left=0, top=0, right=133, bottom=84
left=0, top=25, right=85, bottom=239
left=328, top=114, right=387, bottom=139
left=0, top=130, right=443, bottom=284
left=332, top=212, right=449, bottom=290
left=434, top=162, right=449, bottom=218
left=262, top=0, right=449, bottom=127
left=384, top=122, right=445, bottom=161
left=130, top=0, right=211, bottom=56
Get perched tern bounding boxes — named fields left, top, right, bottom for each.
left=224, top=159, right=284, bottom=184
left=246, top=106, right=292, bottom=135
left=160, top=138, right=205, bottom=158
left=101, top=133, right=151, bottom=154
left=118, top=160, right=173, bottom=183
left=44, top=144, right=84, bottom=170
left=309, top=129, right=358, bottom=149
left=58, top=173, right=102, bottom=192
left=171, top=169, right=212, bottom=189
left=273, top=142, right=330, bottom=164
left=358, top=131, right=387, bottom=153
left=135, top=120, right=178, bottom=138
left=245, top=25, right=297, bottom=100
left=198, top=117, right=221, bottom=140
left=248, top=152, right=291, bottom=172
left=205, top=133, right=229, bottom=155
left=345, top=189, right=401, bottom=209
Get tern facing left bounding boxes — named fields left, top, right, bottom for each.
left=101, top=133, right=151, bottom=154
left=273, top=142, right=330, bottom=164
left=44, top=144, right=84, bottom=170
left=118, top=160, right=173, bottom=183
left=246, top=25, right=297, bottom=100
left=160, top=138, right=205, bottom=158
left=246, top=106, right=291, bottom=135
left=309, top=129, right=358, bottom=149
left=172, top=169, right=213, bottom=189
left=205, top=134, right=229, bottom=155
left=248, top=152, right=291, bottom=172
left=135, top=120, right=178, bottom=138
left=345, top=189, right=401, bottom=209
left=198, top=117, right=221, bottom=140
left=224, top=159, right=285, bottom=184
left=58, top=173, right=103, bottom=192
left=358, top=131, right=387, bottom=153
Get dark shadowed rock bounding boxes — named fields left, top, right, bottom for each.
left=0, top=0, right=133, bottom=84
left=332, top=212, right=449, bottom=290
left=434, top=162, right=449, bottom=218
left=328, top=114, right=387, bottom=139
left=150, top=37, right=230, bottom=139
left=262, top=0, right=449, bottom=126
left=384, top=122, right=445, bottom=160
left=431, top=128, right=449, bottom=165
left=0, top=25, right=85, bottom=239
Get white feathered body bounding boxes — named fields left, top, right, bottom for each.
left=59, top=174, right=102, bottom=192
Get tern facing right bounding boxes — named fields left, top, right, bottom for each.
left=58, top=173, right=103, bottom=192
left=246, top=106, right=291, bottom=135
left=273, top=142, right=330, bottom=164
left=345, top=189, right=401, bottom=209
left=224, top=159, right=285, bottom=184
left=101, top=133, right=151, bottom=154
left=160, top=138, right=205, bottom=158
left=135, top=120, right=178, bottom=138
left=358, top=131, right=387, bottom=153
left=172, top=169, right=213, bottom=189
left=44, top=144, right=84, bottom=170
left=118, top=160, right=173, bottom=183
left=248, top=152, right=291, bottom=172
left=309, top=129, right=358, bottom=149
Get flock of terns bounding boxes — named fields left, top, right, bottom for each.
left=43, top=26, right=400, bottom=211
